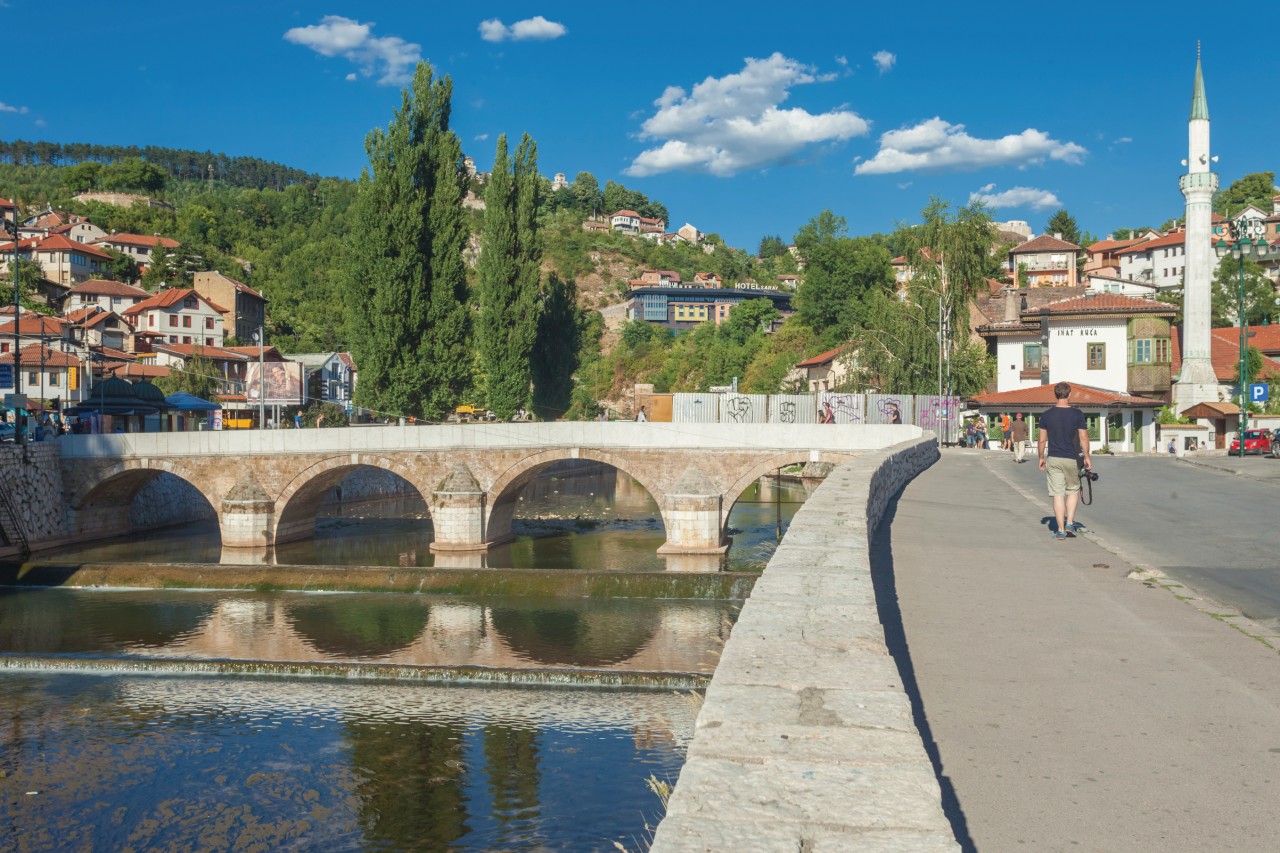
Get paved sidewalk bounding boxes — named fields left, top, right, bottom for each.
left=879, top=452, right=1280, bottom=853
left=1177, top=451, right=1280, bottom=485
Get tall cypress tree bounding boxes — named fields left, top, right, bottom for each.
left=345, top=62, right=470, bottom=420
left=476, top=133, right=542, bottom=418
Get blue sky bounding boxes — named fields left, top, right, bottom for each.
left=1, top=2, right=1275, bottom=251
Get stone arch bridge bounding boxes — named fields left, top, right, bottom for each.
left=59, top=422, right=918, bottom=556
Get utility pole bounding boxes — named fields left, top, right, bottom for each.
left=4, top=212, right=22, bottom=446
left=256, top=325, right=266, bottom=429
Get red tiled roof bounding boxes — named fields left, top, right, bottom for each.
left=611, top=210, right=641, bottom=219
left=223, top=344, right=286, bottom=361
left=106, top=362, right=171, bottom=379
left=69, top=279, right=151, bottom=298
left=1114, top=231, right=1186, bottom=255
left=969, top=382, right=1160, bottom=408
left=152, top=343, right=248, bottom=361
left=796, top=346, right=847, bottom=368
left=1010, top=234, right=1082, bottom=253
left=94, top=233, right=181, bottom=249
left=122, top=288, right=228, bottom=316
left=0, top=197, right=16, bottom=208
left=34, top=233, right=112, bottom=259
left=1031, top=293, right=1175, bottom=315
left=0, top=315, right=68, bottom=336
left=1087, top=238, right=1144, bottom=254
left=0, top=237, right=41, bottom=253
left=1217, top=325, right=1280, bottom=354
left=0, top=343, right=82, bottom=368
left=1172, top=327, right=1280, bottom=382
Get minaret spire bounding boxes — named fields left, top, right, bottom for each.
left=1190, top=45, right=1209, bottom=121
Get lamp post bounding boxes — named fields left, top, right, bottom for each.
left=1215, top=213, right=1272, bottom=457
left=3, top=213, right=21, bottom=445
left=252, top=327, right=265, bottom=429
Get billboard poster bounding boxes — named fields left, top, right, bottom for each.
left=246, top=361, right=305, bottom=406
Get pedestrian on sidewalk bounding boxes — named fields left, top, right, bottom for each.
left=975, top=418, right=989, bottom=449
left=1010, top=412, right=1029, bottom=463
left=1000, top=411, right=1012, bottom=450
left=1038, top=382, right=1091, bottom=540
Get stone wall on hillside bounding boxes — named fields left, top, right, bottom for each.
left=0, top=443, right=68, bottom=555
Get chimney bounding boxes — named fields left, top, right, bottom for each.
left=1004, top=286, right=1019, bottom=322
left=1054, top=232, right=1063, bottom=240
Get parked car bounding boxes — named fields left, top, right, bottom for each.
left=0, top=422, right=13, bottom=442
left=1229, top=429, right=1272, bottom=455
left=1272, top=429, right=1280, bottom=459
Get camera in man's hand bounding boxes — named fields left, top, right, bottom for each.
left=1081, top=468, right=1099, bottom=482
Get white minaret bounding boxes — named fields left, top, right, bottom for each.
left=1173, top=46, right=1219, bottom=408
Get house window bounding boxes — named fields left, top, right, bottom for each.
left=1130, top=339, right=1154, bottom=364
left=1, top=342, right=8, bottom=353
left=205, top=317, right=214, bottom=330
left=1154, top=339, right=1170, bottom=363
left=48, top=372, right=58, bottom=387
left=206, top=337, right=214, bottom=346
left=149, top=315, right=155, bottom=328
left=169, top=315, right=178, bottom=327
left=182, top=336, right=191, bottom=344
left=184, top=298, right=197, bottom=309
left=169, top=335, right=177, bottom=343
left=1085, top=414, right=1101, bottom=441
left=28, top=372, right=38, bottom=385
left=1023, top=344, right=1042, bottom=370
left=1088, top=343, right=1106, bottom=370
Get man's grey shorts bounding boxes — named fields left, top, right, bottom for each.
left=1045, top=456, right=1080, bottom=497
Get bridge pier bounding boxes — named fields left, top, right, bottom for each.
left=656, top=465, right=729, bottom=555
left=220, top=474, right=276, bottom=550
left=429, top=464, right=493, bottom=553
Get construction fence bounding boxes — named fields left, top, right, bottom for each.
left=637, top=391, right=962, bottom=444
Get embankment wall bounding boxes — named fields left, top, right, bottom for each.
left=650, top=435, right=958, bottom=852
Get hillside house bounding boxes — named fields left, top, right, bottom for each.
left=93, top=233, right=181, bottom=267
left=629, top=269, right=683, bottom=289
left=1007, top=234, right=1081, bottom=286
left=0, top=344, right=89, bottom=406
left=64, top=279, right=152, bottom=314
left=30, top=233, right=111, bottom=284
left=122, top=288, right=226, bottom=347
left=192, top=271, right=267, bottom=343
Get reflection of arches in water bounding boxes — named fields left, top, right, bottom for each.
left=285, top=596, right=431, bottom=657
left=490, top=599, right=657, bottom=667
left=0, top=590, right=216, bottom=651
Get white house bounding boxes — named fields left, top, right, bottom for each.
left=122, top=288, right=227, bottom=347
left=1114, top=229, right=1223, bottom=290
left=64, top=279, right=152, bottom=314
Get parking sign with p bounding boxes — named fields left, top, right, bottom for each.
left=1250, top=383, right=1269, bottom=404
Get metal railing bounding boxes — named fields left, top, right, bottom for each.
left=0, top=482, right=31, bottom=557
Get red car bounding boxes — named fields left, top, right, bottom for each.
left=1229, top=429, right=1272, bottom=455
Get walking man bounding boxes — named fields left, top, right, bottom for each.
left=1038, top=382, right=1091, bottom=540
left=1010, top=412, right=1029, bottom=463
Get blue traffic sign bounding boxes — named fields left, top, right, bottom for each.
left=0, top=363, right=11, bottom=388
left=1250, top=383, right=1269, bottom=403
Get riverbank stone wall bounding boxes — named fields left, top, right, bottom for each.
left=650, top=434, right=958, bottom=852
left=0, top=443, right=69, bottom=556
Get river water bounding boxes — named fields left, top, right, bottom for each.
left=1, top=466, right=813, bottom=851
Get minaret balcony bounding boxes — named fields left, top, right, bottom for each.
left=1180, top=173, right=1218, bottom=192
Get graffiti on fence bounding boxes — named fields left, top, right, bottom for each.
left=821, top=393, right=862, bottom=424
left=777, top=400, right=797, bottom=423
left=725, top=395, right=753, bottom=423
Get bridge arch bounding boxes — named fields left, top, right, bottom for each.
left=720, top=452, right=848, bottom=535
left=273, top=454, right=431, bottom=545
left=484, top=449, right=667, bottom=548
left=69, top=459, right=220, bottom=542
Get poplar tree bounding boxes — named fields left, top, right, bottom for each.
left=344, top=62, right=470, bottom=420
left=476, top=133, right=542, bottom=418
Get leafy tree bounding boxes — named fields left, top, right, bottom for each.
left=101, top=247, right=141, bottom=283
left=722, top=298, right=779, bottom=346
left=342, top=62, right=471, bottom=420
left=531, top=274, right=583, bottom=419
left=792, top=210, right=893, bottom=346
left=569, top=171, right=601, bottom=216
left=101, top=158, right=168, bottom=195
left=620, top=319, right=666, bottom=349
left=61, top=161, right=102, bottom=193
left=156, top=355, right=219, bottom=399
left=476, top=133, right=542, bottom=418
left=853, top=288, right=992, bottom=395
left=757, top=235, right=786, bottom=260
left=1216, top=171, right=1276, bottom=217
left=1212, top=256, right=1277, bottom=326
left=3, top=257, right=47, bottom=309
left=1043, top=209, right=1081, bottom=245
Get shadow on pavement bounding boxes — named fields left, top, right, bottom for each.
left=870, top=494, right=976, bottom=853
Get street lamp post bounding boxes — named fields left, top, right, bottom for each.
left=3, top=213, right=21, bottom=444
left=1215, top=213, right=1273, bottom=457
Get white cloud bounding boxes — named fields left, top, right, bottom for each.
left=872, top=50, right=896, bottom=74
left=0, top=101, right=29, bottom=114
left=478, top=16, right=566, bottom=43
left=835, top=55, right=848, bottom=66
left=1113, top=136, right=1132, bottom=144
left=854, top=117, right=1086, bottom=175
left=345, top=73, right=357, bottom=81
left=626, top=53, right=869, bottom=178
left=284, top=15, right=421, bottom=86
left=968, top=183, right=1061, bottom=211
left=474, top=133, right=489, bottom=141
left=897, top=181, right=913, bottom=190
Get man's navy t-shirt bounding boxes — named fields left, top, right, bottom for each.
left=1039, top=406, right=1086, bottom=459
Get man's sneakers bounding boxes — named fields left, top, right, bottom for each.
left=1069, top=521, right=1086, bottom=532
left=1052, top=529, right=1075, bottom=541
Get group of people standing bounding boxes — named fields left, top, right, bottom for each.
left=964, top=412, right=1031, bottom=462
